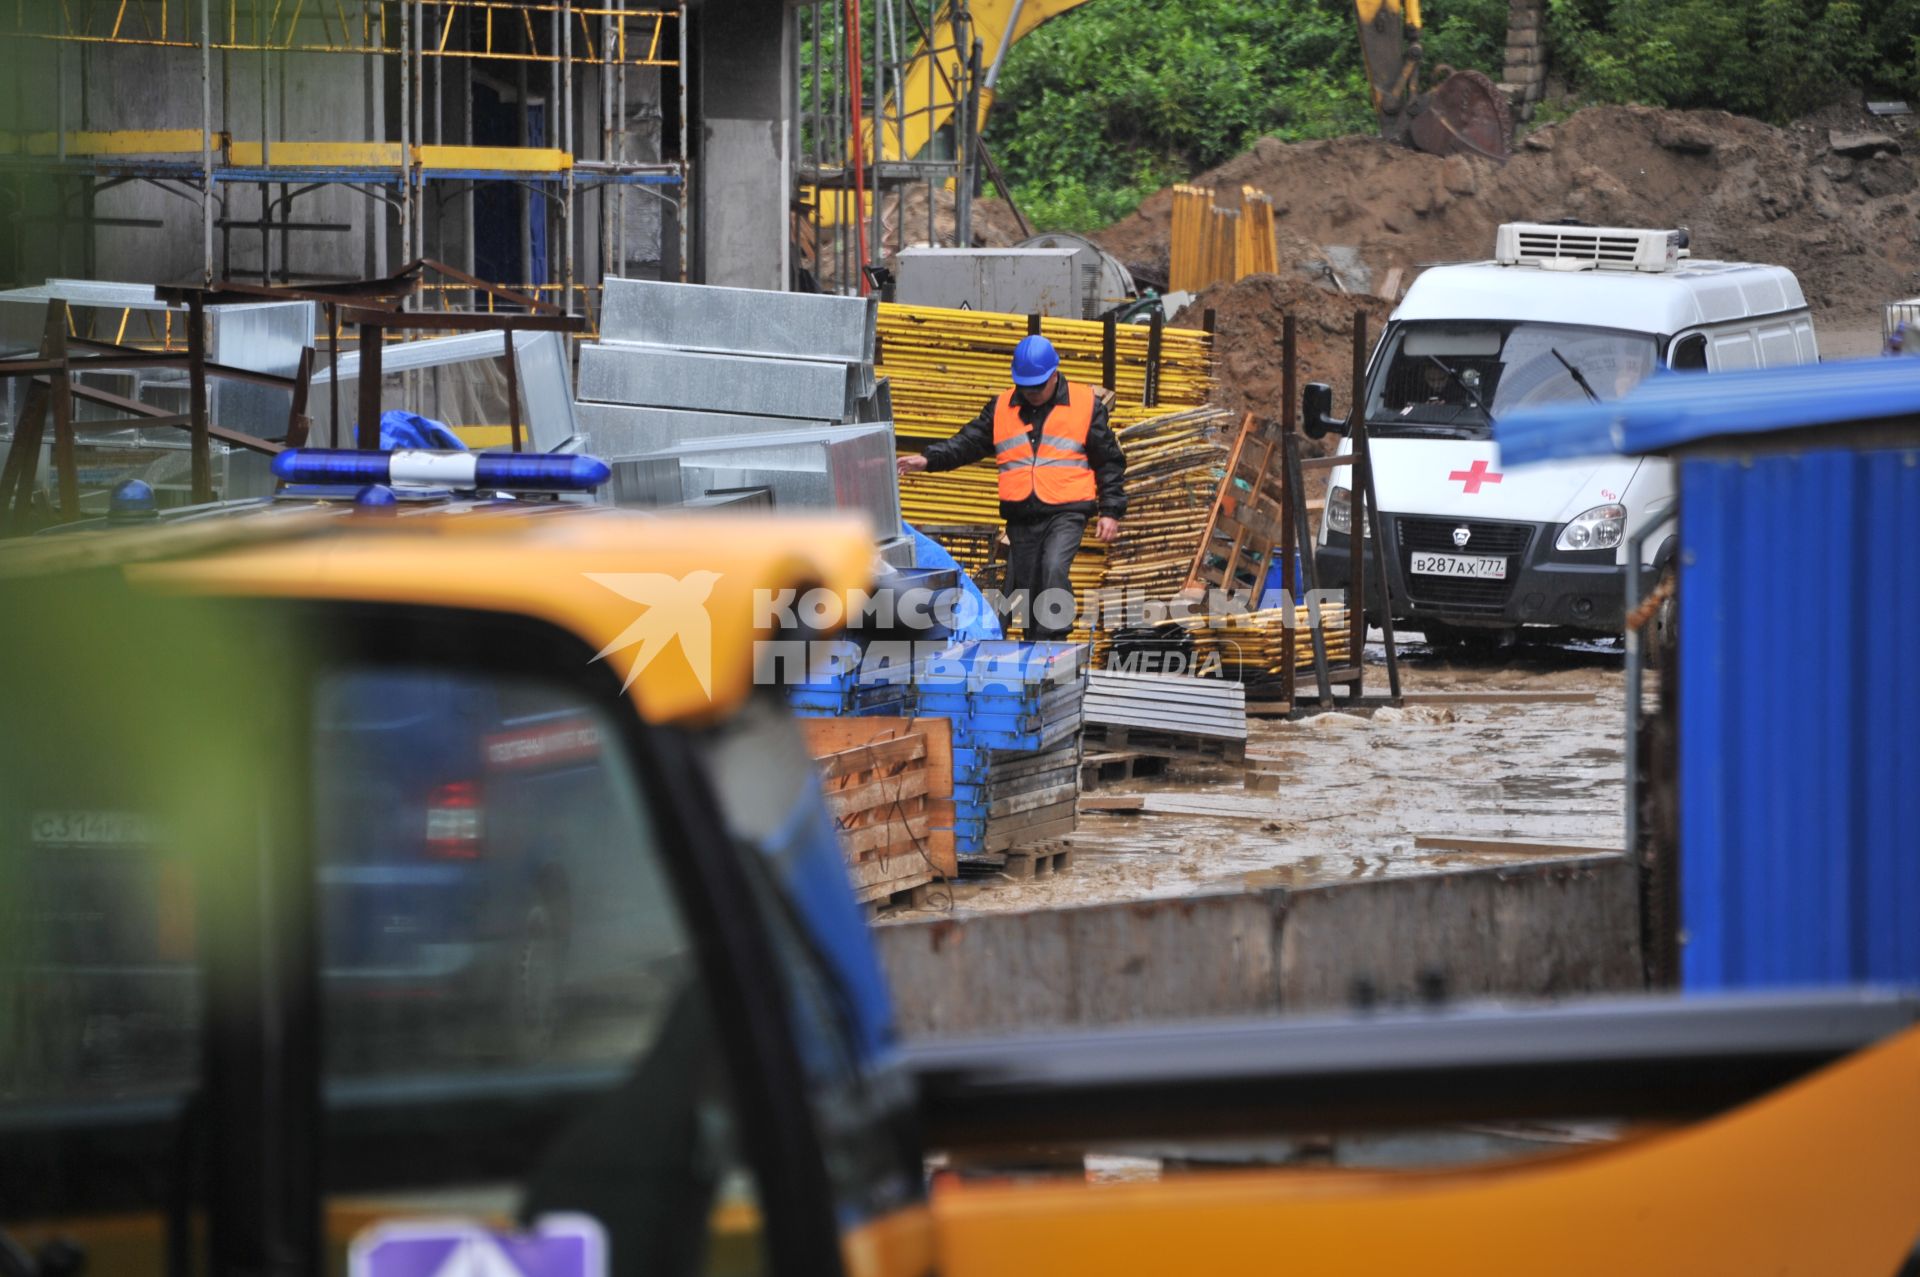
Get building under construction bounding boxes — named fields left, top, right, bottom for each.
left=0, top=1, right=1026, bottom=309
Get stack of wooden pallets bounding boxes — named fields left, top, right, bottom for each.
left=802, top=717, right=957, bottom=908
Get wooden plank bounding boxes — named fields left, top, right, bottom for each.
left=845, top=846, right=938, bottom=889
left=839, top=813, right=933, bottom=859
left=824, top=772, right=931, bottom=824
left=815, top=733, right=927, bottom=781
left=1079, top=795, right=1145, bottom=814
left=1413, top=835, right=1624, bottom=857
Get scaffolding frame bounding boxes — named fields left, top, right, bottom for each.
left=1, top=1, right=689, bottom=316
left=795, top=0, right=985, bottom=296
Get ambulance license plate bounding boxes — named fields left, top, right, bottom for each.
left=1410, top=552, right=1507, bottom=580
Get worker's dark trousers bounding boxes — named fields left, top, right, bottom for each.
left=1005, top=511, right=1086, bottom=643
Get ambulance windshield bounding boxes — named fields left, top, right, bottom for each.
left=1367, top=321, right=1660, bottom=438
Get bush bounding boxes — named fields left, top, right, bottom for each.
left=1544, top=0, right=1920, bottom=120
left=990, top=0, right=1474, bottom=232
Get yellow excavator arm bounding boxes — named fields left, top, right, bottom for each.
left=879, top=0, right=1099, bottom=165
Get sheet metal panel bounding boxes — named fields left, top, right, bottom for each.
left=893, top=247, right=1082, bottom=317
left=576, top=402, right=831, bottom=457
left=598, top=276, right=876, bottom=364
left=577, top=342, right=861, bottom=422
left=606, top=456, right=685, bottom=508
left=1084, top=670, right=1248, bottom=741
left=640, top=422, right=900, bottom=538
left=1678, top=445, right=1920, bottom=990
left=309, top=329, right=577, bottom=452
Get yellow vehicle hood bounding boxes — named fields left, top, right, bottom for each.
left=123, top=506, right=875, bottom=725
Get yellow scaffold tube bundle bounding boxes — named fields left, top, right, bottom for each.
left=1183, top=606, right=1355, bottom=678
left=1091, top=406, right=1237, bottom=608
left=1169, top=184, right=1282, bottom=293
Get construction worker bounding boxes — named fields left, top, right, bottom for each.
left=897, top=334, right=1126, bottom=642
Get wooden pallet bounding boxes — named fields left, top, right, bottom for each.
left=1080, top=750, right=1170, bottom=788
left=866, top=879, right=950, bottom=914
left=803, top=716, right=957, bottom=905
left=1003, top=841, right=1076, bottom=879
left=973, top=840, right=1077, bottom=880
left=1082, top=724, right=1247, bottom=764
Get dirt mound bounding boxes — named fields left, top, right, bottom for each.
left=1172, top=274, right=1390, bottom=426
left=1103, top=103, right=1920, bottom=326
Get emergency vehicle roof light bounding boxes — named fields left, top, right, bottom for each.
left=271, top=448, right=611, bottom=493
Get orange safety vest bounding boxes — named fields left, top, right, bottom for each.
left=992, top=381, right=1098, bottom=505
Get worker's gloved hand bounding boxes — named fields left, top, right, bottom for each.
left=897, top=454, right=929, bottom=477
left=1095, top=516, right=1120, bottom=544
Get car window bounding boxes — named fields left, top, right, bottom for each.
left=314, top=665, right=769, bottom=1277
left=695, top=694, right=923, bottom=1228
left=0, top=577, right=296, bottom=1275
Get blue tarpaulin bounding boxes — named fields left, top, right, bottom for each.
left=906, top=524, right=1003, bottom=640
left=377, top=410, right=467, bottom=452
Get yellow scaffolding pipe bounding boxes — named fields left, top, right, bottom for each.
left=6, top=1, right=680, bottom=67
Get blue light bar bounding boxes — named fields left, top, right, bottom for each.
left=271, top=448, right=610, bottom=493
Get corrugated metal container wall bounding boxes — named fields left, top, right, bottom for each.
left=1678, top=445, right=1920, bottom=989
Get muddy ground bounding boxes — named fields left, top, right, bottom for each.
left=882, top=635, right=1630, bottom=923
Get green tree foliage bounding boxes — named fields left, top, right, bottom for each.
left=1544, top=0, right=1920, bottom=120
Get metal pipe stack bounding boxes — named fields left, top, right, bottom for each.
left=1084, top=669, right=1247, bottom=745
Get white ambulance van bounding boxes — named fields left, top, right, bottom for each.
left=1310, top=222, right=1818, bottom=644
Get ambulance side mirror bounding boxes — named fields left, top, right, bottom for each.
left=1302, top=383, right=1346, bottom=440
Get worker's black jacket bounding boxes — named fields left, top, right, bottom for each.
left=919, top=378, right=1129, bottom=523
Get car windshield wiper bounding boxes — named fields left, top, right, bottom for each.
left=1425, top=356, right=1495, bottom=424
left=1551, top=348, right=1601, bottom=404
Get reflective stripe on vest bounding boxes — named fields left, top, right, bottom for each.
left=991, top=381, right=1098, bottom=505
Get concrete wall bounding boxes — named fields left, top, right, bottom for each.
left=692, top=0, right=792, bottom=289
left=1502, top=0, right=1548, bottom=115
left=874, top=856, right=1644, bottom=1038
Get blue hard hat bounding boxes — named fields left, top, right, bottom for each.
left=107, top=479, right=158, bottom=524
left=1010, top=334, right=1060, bottom=387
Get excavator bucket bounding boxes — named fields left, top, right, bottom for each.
left=1355, top=2, right=1513, bottom=162
left=1408, top=67, right=1514, bottom=161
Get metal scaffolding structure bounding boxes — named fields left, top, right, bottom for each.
left=795, top=0, right=987, bottom=296
left=0, top=1, right=689, bottom=321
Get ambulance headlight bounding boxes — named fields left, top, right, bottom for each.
left=1326, top=486, right=1352, bottom=536
left=1557, top=504, right=1626, bottom=552
left=1325, top=486, right=1368, bottom=539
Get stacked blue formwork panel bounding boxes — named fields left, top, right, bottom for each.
left=1497, top=358, right=1920, bottom=990
left=916, top=641, right=1089, bottom=856
left=785, top=565, right=965, bottom=719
